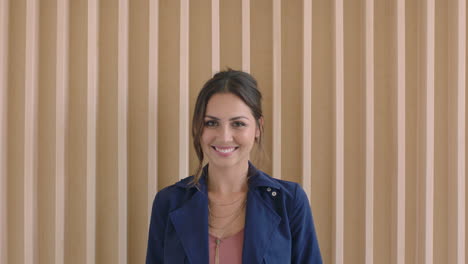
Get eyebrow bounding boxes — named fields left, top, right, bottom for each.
left=204, top=115, right=250, bottom=121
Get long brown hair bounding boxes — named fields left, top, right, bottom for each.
left=191, top=69, right=265, bottom=185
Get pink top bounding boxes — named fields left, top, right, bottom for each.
left=209, top=229, right=244, bottom=264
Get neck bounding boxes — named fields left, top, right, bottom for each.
left=207, top=162, right=249, bottom=194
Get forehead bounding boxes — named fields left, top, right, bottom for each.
left=205, top=93, right=253, bottom=118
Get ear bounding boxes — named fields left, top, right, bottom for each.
left=255, top=116, right=264, bottom=138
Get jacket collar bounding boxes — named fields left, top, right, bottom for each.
left=174, top=161, right=282, bottom=191
left=170, top=161, right=281, bottom=262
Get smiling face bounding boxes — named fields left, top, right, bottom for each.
left=201, top=93, right=261, bottom=169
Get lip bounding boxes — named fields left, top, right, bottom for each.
left=211, top=146, right=239, bottom=157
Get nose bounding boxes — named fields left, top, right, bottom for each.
left=218, top=124, right=233, bottom=142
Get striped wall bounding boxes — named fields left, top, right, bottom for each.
left=0, top=0, right=466, bottom=263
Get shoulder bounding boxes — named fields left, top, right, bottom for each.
left=151, top=176, right=199, bottom=213
left=250, top=169, right=307, bottom=201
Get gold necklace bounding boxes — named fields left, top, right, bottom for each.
left=208, top=194, right=245, bottom=206
left=208, top=199, right=246, bottom=264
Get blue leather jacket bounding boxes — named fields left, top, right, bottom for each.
left=146, top=163, right=322, bottom=263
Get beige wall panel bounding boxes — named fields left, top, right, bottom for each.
left=364, top=0, right=374, bottom=262
left=241, top=0, right=250, bottom=72
left=0, top=0, right=8, bottom=262
left=422, top=0, right=435, bottom=263
left=281, top=0, right=301, bottom=184
left=117, top=0, right=129, bottom=262
left=457, top=2, right=466, bottom=263
left=311, top=0, right=333, bottom=263
left=448, top=2, right=458, bottom=263
left=448, top=2, right=466, bottom=263
left=465, top=0, right=468, bottom=256
left=54, top=0, right=69, bottom=263
left=394, top=0, right=406, bottom=262
left=272, top=0, right=281, bottom=179
left=38, top=1, right=57, bottom=263
left=86, top=1, right=98, bottom=263
left=250, top=0, right=272, bottom=174
left=66, top=1, right=87, bottom=263
left=128, top=0, right=149, bottom=263
left=374, top=0, right=395, bottom=263
left=434, top=0, right=449, bottom=263
left=148, top=0, right=159, bottom=219
left=97, top=0, right=119, bottom=262
left=302, top=0, right=312, bottom=201
left=220, top=0, right=241, bottom=70
left=24, top=0, right=39, bottom=263
left=7, top=1, right=27, bottom=263
left=405, top=0, right=419, bottom=262
left=188, top=0, right=212, bottom=175
left=333, top=0, right=344, bottom=262
left=179, top=0, right=189, bottom=180
left=343, top=0, right=364, bottom=262
left=212, top=0, right=220, bottom=73
left=158, top=0, right=180, bottom=189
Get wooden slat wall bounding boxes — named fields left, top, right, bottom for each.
left=179, top=0, right=189, bottom=180
left=424, top=0, right=435, bottom=263
left=55, top=1, right=68, bottom=263
left=117, top=0, right=128, bottom=263
left=364, top=0, right=374, bottom=263
left=1, top=0, right=466, bottom=263
left=86, top=0, right=98, bottom=263
left=272, top=0, right=282, bottom=180
left=24, top=0, right=39, bottom=263
left=147, top=0, right=158, bottom=220
left=334, top=0, right=344, bottom=263
left=396, top=0, right=406, bottom=263
left=0, top=0, right=8, bottom=263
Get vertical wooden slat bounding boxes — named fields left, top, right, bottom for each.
left=242, top=0, right=250, bottom=73
left=179, top=0, right=189, bottom=180
left=0, top=0, right=8, bottom=263
left=148, top=0, right=158, bottom=214
left=456, top=0, right=466, bottom=263
left=86, top=0, right=98, bottom=263
left=211, top=0, right=219, bottom=74
left=364, top=0, right=374, bottom=263
left=302, top=0, right=312, bottom=200
left=55, top=0, right=69, bottom=263
left=396, top=0, right=406, bottom=263
left=424, top=0, right=435, bottom=263
left=334, top=0, right=344, bottom=263
left=272, top=0, right=281, bottom=179
left=24, top=0, right=39, bottom=263
left=117, top=0, right=128, bottom=262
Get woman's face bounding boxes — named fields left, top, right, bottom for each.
left=201, top=93, right=260, bottom=169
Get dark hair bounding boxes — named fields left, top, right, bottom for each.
left=191, top=69, right=264, bottom=185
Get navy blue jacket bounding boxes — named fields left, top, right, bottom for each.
left=146, top=164, right=322, bottom=263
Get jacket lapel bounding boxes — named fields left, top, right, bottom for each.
left=242, top=188, right=281, bottom=263
left=169, top=190, right=209, bottom=263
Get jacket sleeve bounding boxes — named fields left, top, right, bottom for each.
left=146, top=192, right=166, bottom=264
left=290, top=184, right=322, bottom=264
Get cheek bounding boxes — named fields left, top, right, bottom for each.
left=237, top=130, right=256, bottom=145
left=201, top=130, right=213, bottom=145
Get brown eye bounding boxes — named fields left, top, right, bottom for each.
left=204, top=120, right=218, bottom=127
left=232, top=121, right=246, bottom=127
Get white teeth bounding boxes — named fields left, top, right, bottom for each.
left=215, top=147, right=236, bottom=153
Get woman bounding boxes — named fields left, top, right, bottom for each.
left=146, top=69, right=322, bottom=264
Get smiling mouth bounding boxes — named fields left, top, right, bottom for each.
left=211, top=146, right=239, bottom=153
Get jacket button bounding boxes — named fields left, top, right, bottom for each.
left=272, top=191, right=277, bottom=197
left=266, top=187, right=272, bottom=192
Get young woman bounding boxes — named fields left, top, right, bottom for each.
left=146, top=70, right=322, bottom=264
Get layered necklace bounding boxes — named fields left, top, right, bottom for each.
left=208, top=193, right=247, bottom=264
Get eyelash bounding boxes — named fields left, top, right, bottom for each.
left=203, top=120, right=246, bottom=128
